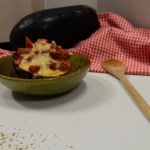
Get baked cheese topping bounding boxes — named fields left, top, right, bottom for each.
left=20, top=55, right=63, bottom=76
left=13, top=37, right=71, bottom=77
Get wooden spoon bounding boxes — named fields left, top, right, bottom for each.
left=102, top=59, right=150, bottom=120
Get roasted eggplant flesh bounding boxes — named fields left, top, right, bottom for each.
left=13, top=37, right=72, bottom=79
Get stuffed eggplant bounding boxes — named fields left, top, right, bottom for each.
left=10, top=5, right=100, bottom=50
left=13, top=37, right=72, bottom=79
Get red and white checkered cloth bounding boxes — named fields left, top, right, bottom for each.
left=0, top=49, right=13, bottom=57
left=1, top=13, right=150, bottom=75
left=67, top=13, right=150, bottom=75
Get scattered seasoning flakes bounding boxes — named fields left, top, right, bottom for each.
left=12, top=133, right=16, bottom=136
left=0, top=125, right=2, bottom=127
left=30, top=134, right=33, bottom=138
left=1, top=133, right=6, bottom=137
left=70, top=146, right=73, bottom=148
left=55, top=135, right=57, bottom=137
left=18, top=129, right=21, bottom=131
left=0, top=130, right=51, bottom=149
left=8, top=144, right=11, bottom=148
left=2, top=140, right=7, bottom=144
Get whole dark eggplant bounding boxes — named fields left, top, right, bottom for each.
left=10, top=5, right=100, bottom=50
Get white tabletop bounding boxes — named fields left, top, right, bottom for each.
left=0, top=72, right=150, bottom=150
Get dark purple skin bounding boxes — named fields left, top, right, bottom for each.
left=10, top=5, right=100, bottom=50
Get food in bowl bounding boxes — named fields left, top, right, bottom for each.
left=0, top=53, right=91, bottom=95
left=13, top=37, right=72, bottom=79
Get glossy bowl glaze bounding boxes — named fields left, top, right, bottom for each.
left=0, top=53, right=91, bottom=95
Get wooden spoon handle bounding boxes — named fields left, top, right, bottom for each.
left=119, top=74, right=150, bottom=120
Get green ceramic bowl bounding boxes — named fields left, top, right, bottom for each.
left=0, top=53, right=91, bottom=95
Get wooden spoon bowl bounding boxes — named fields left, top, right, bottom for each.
left=102, top=59, right=126, bottom=78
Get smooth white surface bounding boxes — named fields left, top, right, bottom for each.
left=0, top=72, right=150, bottom=150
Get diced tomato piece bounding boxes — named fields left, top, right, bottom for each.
left=17, top=48, right=31, bottom=54
left=29, top=65, right=40, bottom=73
left=49, top=50, right=62, bottom=60
left=25, top=36, right=33, bottom=48
left=13, top=52, right=22, bottom=59
left=58, top=60, right=72, bottom=72
left=49, top=61, right=56, bottom=71
left=14, top=59, right=22, bottom=66
left=26, top=55, right=34, bottom=61
left=42, top=49, right=49, bottom=53
left=34, top=50, right=39, bottom=54
left=35, top=39, right=48, bottom=43
left=59, top=49, right=71, bottom=60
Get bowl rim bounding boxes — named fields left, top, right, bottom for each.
left=0, top=53, right=91, bottom=82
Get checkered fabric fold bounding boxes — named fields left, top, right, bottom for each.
left=67, top=13, right=150, bottom=75
left=1, top=13, right=150, bottom=75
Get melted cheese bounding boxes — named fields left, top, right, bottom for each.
left=33, top=43, right=50, bottom=50
left=20, top=42, right=65, bottom=77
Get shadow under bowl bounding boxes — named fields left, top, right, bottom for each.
left=0, top=53, right=91, bottom=95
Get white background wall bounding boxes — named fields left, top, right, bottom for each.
left=45, top=0, right=97, bottom=10
left=0, top=0, right=45, bottom=43
left=46, top=0, right=150, bottom=28
left=97, top=0, right=150, bottom=28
